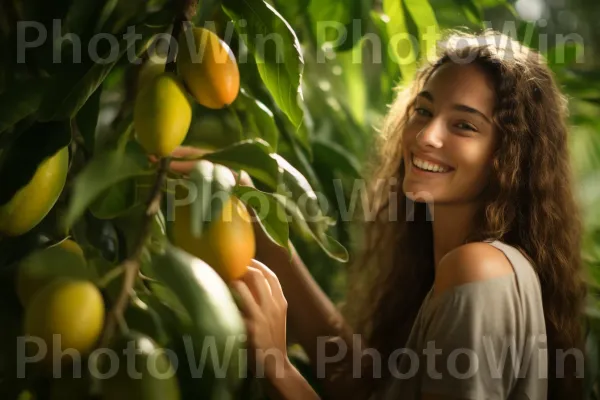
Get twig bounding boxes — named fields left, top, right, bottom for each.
left=99, top=157, right=170, bottom=346
left=97, top=0, right=198, bottom=349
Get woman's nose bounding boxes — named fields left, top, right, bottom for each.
left=416, top=121, right=444, bottom=149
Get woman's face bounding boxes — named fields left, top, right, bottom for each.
left=402, top=62, right=498, bottom=205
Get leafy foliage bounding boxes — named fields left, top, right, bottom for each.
left=1, top=0, right=600, bottom=398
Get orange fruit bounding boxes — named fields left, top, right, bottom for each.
left=177, top=27, right=240, bottom=109
left=172, top=192, right=254, bottom=282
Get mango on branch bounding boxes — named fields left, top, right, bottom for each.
left=134, top=72, right=192, bottom=157
left=177, top=27, right=240, bottom=109
left=0, top=146, right=69, bottom=237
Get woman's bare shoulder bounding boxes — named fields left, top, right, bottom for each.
left=433, top=242, right=515, bottom=298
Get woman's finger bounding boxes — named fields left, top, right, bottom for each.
left=230, top=280, right=261, bottom=319
left=241, top=266, right=273, bottom=307
left=167, top=159, right=201, bottom=175
left=250, top=259, right=286, bottom=307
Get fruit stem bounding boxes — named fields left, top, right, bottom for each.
left=165, top=0, right=197, bottom=74
left=97, top=265, right=125, bottom=288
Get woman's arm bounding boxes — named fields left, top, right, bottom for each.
left=253, top=226, right=356, bottom=369
left=262, top=360, right=321, bottom=400
left=164, top=147, right=366, bottom=397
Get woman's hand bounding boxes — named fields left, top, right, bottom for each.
left=150, top=145, right=254, bottom=186
left=231, top=259, right=290, bottom=380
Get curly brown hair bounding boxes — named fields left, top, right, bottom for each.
left=344, top=29, right=588, bottom=399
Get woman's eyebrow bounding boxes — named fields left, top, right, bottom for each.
left=453, top=104, right=492, bottom=125
left=417, top=90, right=492, bottom=124
left=417, top=90, right=434, bottom=102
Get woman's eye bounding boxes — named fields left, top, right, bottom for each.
left=456, top=122, right=477, bottom=132
left=415, top=107, right=432, bottom=117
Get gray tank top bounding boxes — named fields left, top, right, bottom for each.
left=375, top=240, right=548, bottom=399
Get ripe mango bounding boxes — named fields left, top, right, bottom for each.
left=134, top=72, right=192, bottom=157
left=24, top=279, right=105, bottom=365
left=0, top=146, right=69, bottom=237
left=172, top=192, right=255, bottom=283
left=137, top=56, right=166, bottom=92
left=177, top=27, right=240, bottom=109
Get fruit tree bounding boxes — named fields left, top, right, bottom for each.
left=2, top=0, right=600, bottom=398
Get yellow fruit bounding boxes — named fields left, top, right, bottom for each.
left=172, top=193, right=255, bottom=282
left=134, top=72, right=192, bottom=156
left=101, top=332, right=181, bottom=400
left=0, top=146, right=69, bottom=237
left=177, top=27, right=240, bottom=109
left=137, top=56, right=166, bottom=91
left=24, top=279, right=105, bottom=364
left=16, top=239, right=86, bottom=307
left=57, top=238, right=85, bottom=259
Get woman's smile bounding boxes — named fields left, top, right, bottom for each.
left=409, top=152, right=454, bottom=176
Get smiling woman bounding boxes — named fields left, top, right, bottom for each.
left=228, top=29, right=588, bottom=400
left=402, top=61, right=497, bottom=205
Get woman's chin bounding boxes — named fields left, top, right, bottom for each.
left=404, top=191, right=436, bottom=203
left=402, top=182, right=437, bottom=203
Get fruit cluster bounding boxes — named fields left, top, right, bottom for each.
left=134, top=26, right=241, bottom=157
left=3, top=25, right=255, bottom=398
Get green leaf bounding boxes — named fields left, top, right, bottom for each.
left=452, top=0, right=483, bottom=26
left=89, top=178, right=139, bottom=219
left=37, top=21, right=166, bottom=121
left=75, top=84, right=102, bottom=154
left=199, top=139, right=280, bottom=188
left=273, top=153, right=324, bottom=216
left=94, top=0, right=119, bottom=33
left=63, top=0, right=106, bottom=38
left=151, top=244, right=246, bottom=398
left=383, top=0, right=415, bottom=81
left=270, top=154, right=348, bottom=262
left=0, top=78, right=49, bottom=134
left=223, top=0, right=305, bottom=127
left=271, top=0, right=310, bottom=22
left=403, top=0, right=439, bottom=66
left=124, top=293, right=171, bottom=347
left=383, top=0, right=439, bottom=82
left=63, top=147, right=151, bottom=229
left=233, top=185, right=289, bottom=251
left=235, top=89, right=279, bottom=151
left=312, top=138, right=362, bottom=179
left=517, top=21, right=541, bottom=51
left=309, top=0, right=364, bottom=52
left=272, top=194, right=348, bottom=262
left=184, top=109, right=243, bottom=151
left=17, top=240, right=95, bottom=288
left=148, top=281, right=193, bottom=331
left=0, top=121, right=71, bottom=206
left=369, top=11, right=400, bottom=103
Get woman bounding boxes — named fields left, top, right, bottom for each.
left=172, top=30, right=587, bottom=399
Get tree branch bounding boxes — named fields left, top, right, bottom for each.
left=99, top=157, right=170, bottom=346
left=98, top=0, right=198, bottom=348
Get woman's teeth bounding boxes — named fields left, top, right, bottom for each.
left=412, top=156, right=449, bottom=173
